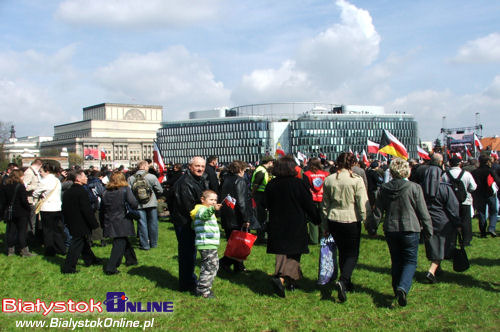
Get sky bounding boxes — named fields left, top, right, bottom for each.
left=1, top=0, right=499, bottom=141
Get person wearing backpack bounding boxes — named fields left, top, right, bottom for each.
left=128, top=160, right=163, bottom=250
left=442, top=156, right=477, bottom=246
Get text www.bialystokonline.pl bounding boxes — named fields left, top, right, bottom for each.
left=15, top=317, right=155, bottom=330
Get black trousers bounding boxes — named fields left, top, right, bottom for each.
left=105, top=237, right=137, bottom=273
left=460, top=204, right=473, bottom=245
left=62, top=235, right=97, bottom=273
left=6, top=216, right=29, bottom=249
left=329, top=221, right=361, bottom=285
left=40, top=211, right=66, bottom=256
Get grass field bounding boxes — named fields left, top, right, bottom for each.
left=0, top=219, right=499, bottom=331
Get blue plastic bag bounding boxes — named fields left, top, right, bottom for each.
left=317, top=235, right=338, bottom=285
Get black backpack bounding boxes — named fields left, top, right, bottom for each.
left=132, top=173, right=152, bottom=204
left=446, top=170, right=467, bottom=204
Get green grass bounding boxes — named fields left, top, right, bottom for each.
left=0, top=220, right=499, bottom=331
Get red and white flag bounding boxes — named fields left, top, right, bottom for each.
left=361, top=149, right=369, bottom=167
left=491, top=151, right=499, bottom=159
left=223, top=194, right=237, bottom=209
left=100, top=148, right=106, bottom=160
left=454, top=152, right=462, bottom=159
left=465, top=145, right=472, bottom=157
left=153, top=142, right=166, bottom=183
left=297, top=151, right=307, bottom=162
left=474, top=134, right=483, bottom=150
left=367, top=140, right=379, bottom=154
left=417, top=146, right=430, bottom=160
left=319, top=152, right=326, bottom=159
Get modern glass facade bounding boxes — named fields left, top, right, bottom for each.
left=290, top=114, right=418, bottom=160
left=156, top=117, right=271, bottom=164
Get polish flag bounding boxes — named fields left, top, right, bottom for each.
left=223, top=194, right=237, bottom=209
left=491, top=151, right=498, bottom=159
left=319, top=152, right=326, bottom=159
left=361, top=150, right=370, bottom=167
left=474, top=134, right=483, bottom=150
left=454, top=152, right=462, bottom=159
left=367, top=140, right=379, bottom=154
left=465, top=145, right=472, bottom=157
left=153, top=142, right=166, bottom=183
left=417, top=146, right=430, bottom=160
left=297, top=151, right=307, bottom=162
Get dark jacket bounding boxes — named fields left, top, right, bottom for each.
left=100, top=186, right=138, bottom=238
left=366, top=168, right=383, bottom=193
left=0, top=183, right=31, bottom=219
left=422, top=165, right=443, bottom=202
left=371, top=179, right=432, bottom=238
left=265, top=176, right=321, bottom=255
left=171, top=170, right=209, bottom=226
left=205, top=164, right=219, bottom=194
left=62, top=183, right=99, bottom=237
left=471, top=165, right=500, bottom=200
left=220, top=174, right=256, bottom=231
left=427, top=182, right=461, bottom=233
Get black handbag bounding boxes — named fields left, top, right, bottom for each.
left=452, top=232, right=470, bottom=272
left=123, top=188, right=140, bottom=220
left=4, top=184, right=20, bottom=222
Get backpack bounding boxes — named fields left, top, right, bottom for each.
left=132, top=173, right=152, bottom=204
left=86, top=178, right=105, bottom=210
left=446, top=170, right=467, bottom=204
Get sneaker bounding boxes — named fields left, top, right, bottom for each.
left=336, top=281, right=347, bottom=303
left=396, top=288, right=407, bottom=307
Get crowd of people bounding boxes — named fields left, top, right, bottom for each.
left=1, top=150, right=499, bottom=306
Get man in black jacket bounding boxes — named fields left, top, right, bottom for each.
left=171, top=156, right=208, bottom=292
left=205, top=155, right=220, bottom=194
left=61, top=170, right=101, bottom=274
left=472, top=155, right=500, bottom=237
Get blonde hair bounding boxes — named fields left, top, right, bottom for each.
left=389, top=158, right=411, bottom=179
left=106, top=171, right=129, bottom=190
left=201, top=189, right=217, bottom=200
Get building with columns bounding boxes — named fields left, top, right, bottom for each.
left=41, top=103, right=163, bottom=168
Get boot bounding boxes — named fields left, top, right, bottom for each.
left=21, top=247, right=36, bottom=257
left=7, top=247, right=15, bottom=256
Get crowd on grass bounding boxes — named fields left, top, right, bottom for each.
left=1, top=150, right=499, bottom=306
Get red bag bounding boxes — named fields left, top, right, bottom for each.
left=224, top=230, right=257, bottom=262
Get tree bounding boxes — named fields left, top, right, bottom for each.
left=0, top=121, right=13, bottom=165
left=68, top=153, right=83, bottom=168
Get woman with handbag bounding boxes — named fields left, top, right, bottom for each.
left=321, top=152, right=369, bottom=303
left=219, top=160, right=254, bottom=273
left=33, top=162, right=66, bottom=256
left=2, top=169, right=35, bottom=257
left=265, top=156, right=321, bottom=297
left=100, top=171, right=139, bottom=275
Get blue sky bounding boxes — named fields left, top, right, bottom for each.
left=1, top=0, right=499, bottom=141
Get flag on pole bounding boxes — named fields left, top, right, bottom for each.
left=491, top=151, right=498, bottom=159
left=297, top=151, right=307, bottom=162
left=153, top=142, right=166, bottom=183
left=275, top=143, right=285, bottom=156
left=465, top=145, right=472, bottom=157
left=348, top=147, right=353, bottom=154
left=367, top=140, right=379, bottom=154
left=417, top=146, right=430, bottom=160
left=378, top=130, right=409, bottom=160
left=319, top=152, right=326, bottom=159
left=223, top=194, right=237, bottom=209
left=474, top=134, right=483, bottom=150
left=361, top=149, right=369, bottom=167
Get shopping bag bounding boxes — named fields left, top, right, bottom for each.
left=223, top=230, right=257, bottom=262
left=452, top=232, right=470, bottom=272
left=317, top=235, right=338, bottom=285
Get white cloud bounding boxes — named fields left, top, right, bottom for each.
left=94, top=46, right=231, bottom=119
left=56, top=0, right=223, bottom=28
left=452, top=32, right=500, bottom=63
left=232, top=0, right=381, bottom=104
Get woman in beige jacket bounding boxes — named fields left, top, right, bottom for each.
left=321, top=152, right=368, bottom=303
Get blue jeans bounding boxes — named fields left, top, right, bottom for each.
left=385, top=232, right=419, bottom=295
left=476, top=195, right=498, bottom=234
left=137, top=207, right=158, bottom=250
left=174, top=222, right=197, bottom=291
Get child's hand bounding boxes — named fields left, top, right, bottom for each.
left=214, top=203, right=222, bottom=211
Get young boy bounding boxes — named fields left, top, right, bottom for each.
left=190, top=190, right=222, bottom=298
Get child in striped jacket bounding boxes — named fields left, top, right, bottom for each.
left=190, top=190, right=222, bottom=299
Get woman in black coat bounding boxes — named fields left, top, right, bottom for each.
left=265, top=156, right=321, bottom=297
left=1, top=169, right=34, bottom=257
left=219, top=160, right=255, bottom=272
left=100, top=171, right=139, bottom=275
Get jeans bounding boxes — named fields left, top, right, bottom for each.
left=137, top=207, right=158, bottom=249
left=476, top=195, right=498, bottom=234
left=174, top=222, right=197, bottom=291
left=385, top=232, right=419, bottom=295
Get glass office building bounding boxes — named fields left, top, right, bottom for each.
left=156, top=117, right=271, bottom=164
left=156, top=103, right=419, bottom=164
